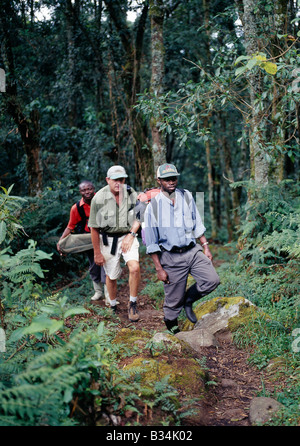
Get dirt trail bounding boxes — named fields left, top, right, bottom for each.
left=91, top=254, right=277, bottom=426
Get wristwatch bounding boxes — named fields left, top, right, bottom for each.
left=130, top=232, right=137, bottom=237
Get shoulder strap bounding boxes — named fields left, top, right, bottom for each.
left=178, top=188, right=191, bottom=205
left=76, top=200, right=87, bottom=220
left=76, top=200, right=87, bottom=233
left=150, top=195, right=159, bottom=221
left=126, top=185, right=135, bottom=212
left=150, top=189, right=191, bottom=221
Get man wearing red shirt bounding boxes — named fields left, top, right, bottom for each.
left=57, top=181, right=107, bottom=302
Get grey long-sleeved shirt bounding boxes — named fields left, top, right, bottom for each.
left=144, top=189, right=206, bottom=254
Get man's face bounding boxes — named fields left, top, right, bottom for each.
left=79, top=183, right=95, bottom=202
left=106, top=177, right=126, bottom=195
left=158, top=176, right=178, bottom=195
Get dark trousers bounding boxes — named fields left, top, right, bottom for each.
left=160, top=244, right=220, bottom=321
left=86, top=249, right=106, bottom=284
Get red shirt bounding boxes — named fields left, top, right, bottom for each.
left=67, top=198, right=91, bottom=233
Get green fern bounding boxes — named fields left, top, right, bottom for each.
left=0, top=328, right=114, bottom=425
left=237, top=181, right=300, bottom=265
left=0, top=185, right=27, bottom=245
left=0, top=240, right=53, bottom=308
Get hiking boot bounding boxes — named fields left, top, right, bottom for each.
left=164, top=318, right=180, bottom=334
left=91, top=281, right=103, bottom=301
left=184, top=283, right=201, bottom=324
left=128, top=301, right=139, bottom=322
left=110, top=305, right=117, bottom=314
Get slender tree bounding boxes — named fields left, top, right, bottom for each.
left=149, top=0, right=166, bottom=170
left=0, top=0, right=43, bottom=196
left=104, top=0, right=154, bottom=188
left=235, top=0, right=292, bottom=187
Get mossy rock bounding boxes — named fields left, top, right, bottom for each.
left=182, top=296, right=265, bottom=333
left=113, top=328, right=152, bottom=355
left=150, top=332, right=202, bottom=358
left=123, top=355, right=206, bottom=398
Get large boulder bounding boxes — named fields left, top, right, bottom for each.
left=112, top=328, right=209, bottom=425
left=249, top=397, right=283, bottom=425
left=175, top=329, right=218, bottom=352
left=182, top=296, right=262, bottom=334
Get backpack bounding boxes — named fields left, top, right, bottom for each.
left=75, top=201, right=89, bottom=234
left=137, top=187, right=161, bottom=205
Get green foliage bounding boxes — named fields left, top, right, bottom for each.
left=0, top=302, right=193, bottom=426
left=235, top=52, right=278, bottom=76
left=235, top=180, right=300, bottom=266
left=1, top=0, right=299, bottom=427
left=140, top=280, right=165, bottom=309
left=0, top=239, right=52, bottom=306
left=207, top=181, right=300, bottom=425
left=0, top=326, right=110, bottom=426
left=0, top=185, right=27, bottom=245
left=17, top=184, right=90, bottom=283
left=8, top=293, right=90, bottom=345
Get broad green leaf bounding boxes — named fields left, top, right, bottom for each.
left=255, top=54, right=267, bottom=62
left=234, top=55, right=250, bottom=65
left=23, top=316, right=60, bottom=334
left=47, top=319, right=64, bottom=335
left=262, top=62, right=278, bottom=75
left=246, top=58, right=259, bottom=70
left=235, top=65, right=248, bottom=76
left=63, top=307, right=90, bottom=319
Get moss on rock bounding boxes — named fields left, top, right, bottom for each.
left=123, top=355, right=206, bottom=398
left=182, top=296, right=266, bottom=333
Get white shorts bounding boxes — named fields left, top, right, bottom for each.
left=100, top=234, right=139, bottom=280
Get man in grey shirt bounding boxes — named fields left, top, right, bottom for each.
left=144, top=163, right=220, bottom=333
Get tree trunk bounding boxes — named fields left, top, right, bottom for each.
left=150, top=0, right=166, bottom=171
left=104, top=0, right=153, bottom=189
left=204, top=117, right=218, bottom=239
left=269, top=0, right=289, bottom=182
left=94, top=0, right=104, bottom=116
left=236, top=0, right=270, bottom=187
left=237, top=0, right=291, bottom=187
left=65, top=0, right=79, bottom=128
left=0, top=0, right=43, bottom=196
left=202, top=0, right=218, bottom=239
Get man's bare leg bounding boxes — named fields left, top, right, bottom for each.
left=127, top=260, right=140, bottom=321
left=127, top=260, right=140, bottom=297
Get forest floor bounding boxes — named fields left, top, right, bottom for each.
left=88, top=248, right=280, bottom=427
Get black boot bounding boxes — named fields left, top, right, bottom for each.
left=164, top=318, right=180, bottom=334
left=184, top=283, right=201, bottom=323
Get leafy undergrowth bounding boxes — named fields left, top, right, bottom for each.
left=0, top=244, right=299, bottom=426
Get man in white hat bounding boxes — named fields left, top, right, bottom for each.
left=89, top=165, right=141, bottom=322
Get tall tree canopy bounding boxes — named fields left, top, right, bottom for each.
left=0, top=0, right=299, bottom=238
